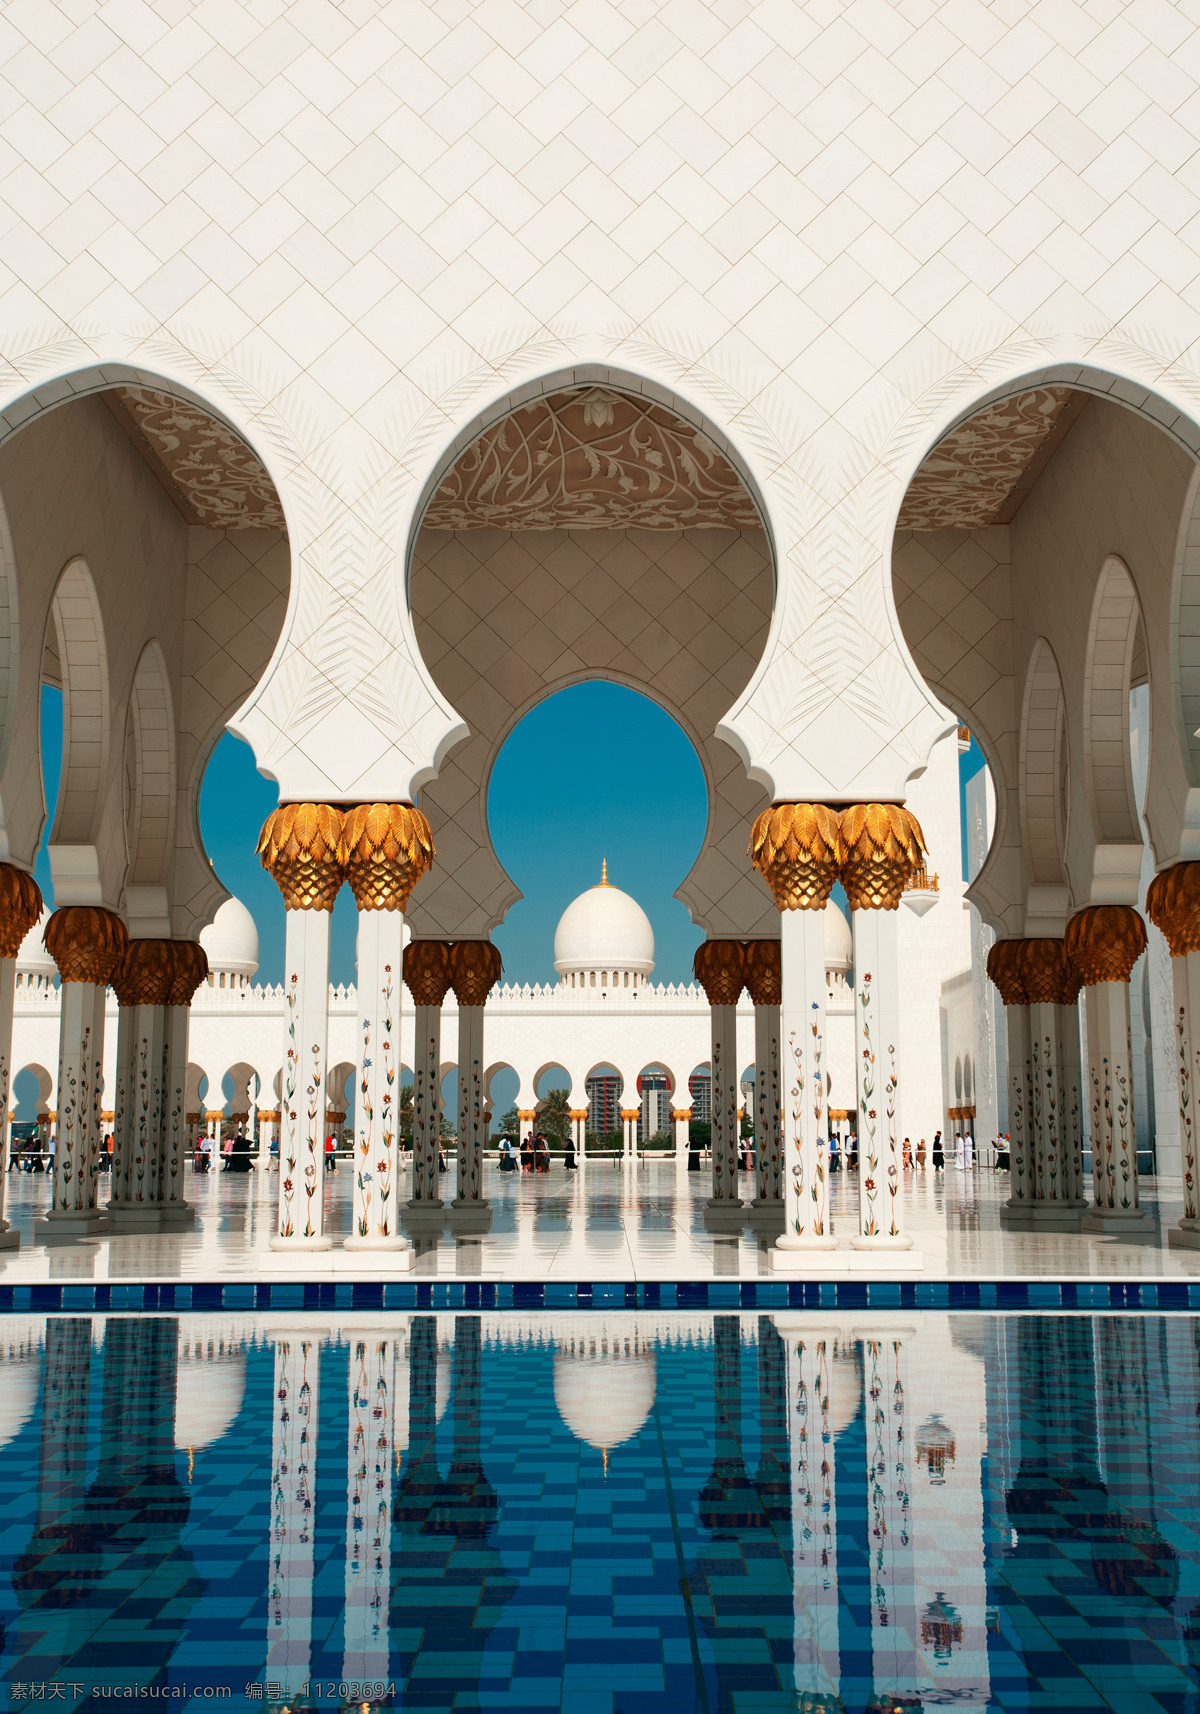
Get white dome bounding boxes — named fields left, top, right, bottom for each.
left=174, top=1347, right=246, bottom=1450
left=824, top=900, right=852, bottom=973
left=553, top=864, right=654, bottom=980
left=553, top=1350, right=656, bottom=1450
left=200, top=896, right=259, bottom=978
left=16, top=908, right=54, bottom=977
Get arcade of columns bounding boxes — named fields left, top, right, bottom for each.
left=3, top=788, right=1200, bottom=1264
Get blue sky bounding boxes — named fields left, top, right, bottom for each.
left=33, top=680, right=986, bottom=991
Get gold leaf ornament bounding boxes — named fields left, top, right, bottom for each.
left=450, top=940, right=504, bottom=1007
left=985, top=941, right=1028, bottom=1006
left=1146, top=863, right=1200, bottom=957
left=692, top=939, right=746, bottom=1005
left=0, top=865, right=42, bottom=959
left=257, top=803, right=346, bottom=911
left=340, top=802, right=435, bottom=912
left=838, top=803, right=926, bottom=911
left=403, top=940, right=454, bottom=1006
left=1015, top=938, right=1080, bottom=1006
left=167, top=941, right=210, bottom=1006
left=1064, top=905, right=1147, bottom=986
left=742, top=939, right=782, bottom=1005
left=44, top=907, right=129, bottom=985
left=112, top=939, right=178, bottom=1007
left=748, top=803, right=842, bottom=910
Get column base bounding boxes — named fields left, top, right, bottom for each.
left=849, top=1233, right=914, bottom=1251
left=1168, top=1222, right=1200, bottom=1250
left=159, top=1203, right=196, bottom=1230
left=341, top=1234, right=411, bottom=1251
left=108, top=1202, right=166, bottom=1230
left=1000, top=1199, right=1086, bottom=1230
left=0, top=1225, right=19, bottom=1250
left=769, top=1242, right=846, bottom=1274
left=1082, top=1205, right=1147, bottom=1231
left=703, top=1201, right=746, bottom=1233
left=333, top=1245, right=413, bottom=1272
left=267, top=1233, right=334, bottom=1252
left=36, top=1212, right=111, bottom=1241
left=747, top=1198, right=785, bottom=1231
left=449, top=1201, right=492, bottom=1233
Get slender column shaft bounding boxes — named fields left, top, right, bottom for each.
left=160, top=1003, right=194, bottom=1219
left=267, top=1332, right=322, bottom=1692
left=1172, top=950, right=1200, bottom=1241
left=410, top=1002, right=443, bottom=1206
left=672, top=1104, right=691, bottom=1159
left=454, top=1004, right=486, bottom=1205
left=1002, top=1002, right=1033, bottom=1210
left=0, top=957, right=16, bottom=1247
left=862, top=1333, right=926, bottom=1703
left=778, top=1321, right=841, bottom=1702
left=753, top=1000, right=782, bottom=1204
left=1084, top=979, right=1144, bottom=1221
left=851, top=907, right=909, bottom=1248
left=1059, top=1000, right=1086, bottom=1204
left=274, top=908, right=334, bottom=1250
left=775, top=908, right=834, bottom=1254
left=708, top=1002, right=741, bottom=1204
left=48, top=981, right=108, bottom=1230
left=109, top=1000, right=167, bottom=1225
left=349, top=910, right=407, bottom=1249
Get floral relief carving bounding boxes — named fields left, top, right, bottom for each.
left=423, top=387, right=761, bottom=530
left=897, top=387, right=1074, bottom=530
left=109, top=387, right=285, bottom=530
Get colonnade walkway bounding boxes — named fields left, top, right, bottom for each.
left=0, top=1158, right=1197, bottom=1283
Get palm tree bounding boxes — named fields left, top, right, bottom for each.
left=536, top=1087, right=572, bottom=1149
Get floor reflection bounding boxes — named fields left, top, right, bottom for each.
left=0, top=1311, right=1197, bottom=1710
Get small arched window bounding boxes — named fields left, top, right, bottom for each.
left=590, top=972, right=595, bottom=988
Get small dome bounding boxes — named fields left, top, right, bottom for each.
left=553, top=1349, right=656, bottom=1450
left=200, top=896, right=259, bottom=978
left=554, top=863, right=654, bottom=979
left=174, top=1346, right=246, bottom=1450
left=16, top=908, right=54, bottom=977
left=824, top=900, right=852, bottom=973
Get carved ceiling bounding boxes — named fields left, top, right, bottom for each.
left=898, top=386, right=1089, bottom=531
left=105, top=387, right=285, bottom=530
left=423, top=387, right=761, bottom=530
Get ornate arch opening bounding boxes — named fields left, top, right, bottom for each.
left=45, top=556, right=109, bottom=852
left=1083, top=555, right=1144, bottom=847
left=1019, top=639, right=1071, bottom=928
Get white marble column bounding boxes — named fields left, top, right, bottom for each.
left=346, top=908, right=409, bottom=1256
left=862, top=1330, right=928, bottom=1706
left=773, top=907, right=836, bottom=1262
left=694, top=940, right=745, bottom=1211
left=0, top=867, right=41, bottom=1250
left=1146, top=867, right=1200, bottom=1250
left=518, top=1109, right=535, bottom=1149
left=160, top=943, right=206, bottom=1228
left=776, top=1317, right=842, bottom=1704
left=108, top=941, right=178, bottom=1230
left=449, top=941, right=501, bottom=1217
left=267, top=1330, right=324, bottom=1696
left=1066, top=907, right=1148, bottom=1229
left=273, top=907, right=336, bottom=1251
left=405, top=941, right=452, bottom=1211
left=850, top=906, right=910, bottom=1251
left=671, top=1101, right=692, bottom=1160
left=750, top=984, right=782, bottom=1207
left=343, top=1329, right=397, bottom=1686
left=40, top=906, right=128, bottom=1238
left=620, top=1104, right=639, bottom=1161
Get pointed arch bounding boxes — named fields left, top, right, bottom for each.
left=1083, top=554, right=1143, bottom=844
left=46, top=556, right=109, bottom=849
left=1019, top=640, right=1070, bottom=901
left=125, top=639, right=177, bottom=902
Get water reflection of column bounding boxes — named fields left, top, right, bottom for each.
left=862, top=1331, right=924, bottom=1705
left=776, top=1317, right=841, bottom=1707
left=268, top=1330, right=323, bottom=1693
left=343, top=1329, right=401, bottom=1686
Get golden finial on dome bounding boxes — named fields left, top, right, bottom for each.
left=600, top=859, right=609, bottom=886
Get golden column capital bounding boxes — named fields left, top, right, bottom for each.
left=403, top=939, right=453, bottom=1006
left=569, top=1108, right=590, bottom=1122
left=257, top=802, right=345, bottom=910
left=743, top=938, right=782, bottom=1005
left=111, top=938, right=178, bottom=1007
left=0, top=865, right=42, bottom=959
left=167, top=941, right=210, bottom=1006
left=670, top=1106, right=693, bottom=1121
left=1146, top=862, right=1200, bottom=956
left=517, top=1108, right=537, bottom=1122
left=986, top=940, right=1029, bottom=1006
left=1015, top=937, right=1081, bottom=1005
left=619, top=1106, right=641, bottom=1123
left=340, top=802, right=435, bottom=911
left=838, top=802, right=926, bottom=911
left=44, top=906, right=128, bottom=985
left=693, top=939, right=746, bottom=1005
left=1064, top=904, right=1147, bottom=986
left=748, top=802, right=842, bottom=909
left=449, top=939, right=503, bottom=1007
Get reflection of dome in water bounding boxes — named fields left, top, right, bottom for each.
left=200, top=897, right=260, bottom=984
left=174, top=1345, right=246, bottom=1449
left=0, top=1349, right=39, bottom=1447
left=553, top=1346, right=656, bottom=1450
left=554, top=862, right=654, bottom=988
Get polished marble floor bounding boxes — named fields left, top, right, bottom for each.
left=2, top=1158, right=1198, bottom=1282
left=0, top=1309, right=1197, bottom=1711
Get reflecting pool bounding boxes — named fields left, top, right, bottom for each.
left=0, top=1312, right=1197, bottom=1711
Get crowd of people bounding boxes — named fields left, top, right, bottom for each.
left=498, top=1131, right=578, bottom=1172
